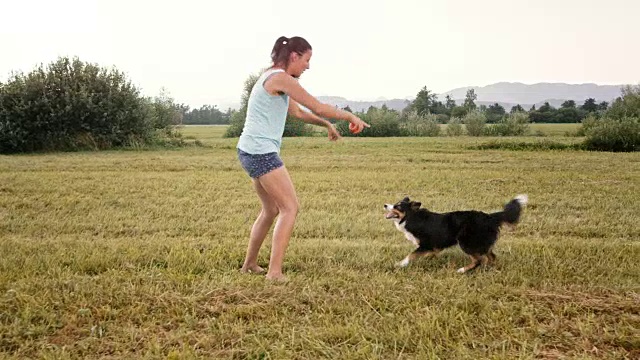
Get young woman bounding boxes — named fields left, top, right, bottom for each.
left=237, top=36, right=370, bottom=281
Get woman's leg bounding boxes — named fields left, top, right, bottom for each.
left=256, top=166, right=299, bottom=281
left=241, top=179, right=279, bottom=274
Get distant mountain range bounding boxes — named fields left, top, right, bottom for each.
left=315, top=82, right=628, bottom=112
left=314, top=96, right=411, bottom=113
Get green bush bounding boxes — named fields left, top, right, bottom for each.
left=337, top=107, right=404, bottom=137
left=224, top=110, right=245, bottom=138
left=446, top=117, right=464, bottom=136
left=607, top=84, right=640, bottom=120
left=463, top=110, right=486, bottom=137
left=434, top=113, right=450, bottom=124
left=488, top=111, right=530, bottom=136
left=576, top=85, right=640, bottom=152
left=283, top=117, right=314, bottom=137
left=582, top=116, right=639, bottom=152
left=0, top=56, right=182, bottom=154
left=401, top=111, right=440, bottom=137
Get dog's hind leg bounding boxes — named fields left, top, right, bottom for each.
left=396, top=249, right=439, bottom=268
left=456, top=254, right=484, bottom=273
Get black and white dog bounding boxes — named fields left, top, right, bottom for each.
left=384, top=194, right=528, bottom=273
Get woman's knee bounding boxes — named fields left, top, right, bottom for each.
left=278, top=198, right=300, bottom=215
left=261, top=206, right=279, bottom=220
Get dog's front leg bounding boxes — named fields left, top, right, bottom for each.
left=457, top=254, right=484, bottom=274
left=396, top=254, right=412, bottom=268
left=395, top=249, right=438, bottom=268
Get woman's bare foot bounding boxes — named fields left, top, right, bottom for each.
left=240, top=265, right=265, bottom=274
left=265, top=272, right=287, bottom=282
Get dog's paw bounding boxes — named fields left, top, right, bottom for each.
left=456, top=267, right=466, bottom=274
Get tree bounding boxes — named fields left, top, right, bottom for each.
left=556, top=107, right=583, bottom=123
left=429, top=100, right=448, bottom=116
left=561, top=100, right=576, bottom=109
left=598, top=101, right=609, bottom=111
left=607, top=84, right=640, bottom=119
left=410, top=86, right=437, bottom=115
left=485, top=103, right=506, bottom=123
left=511, top=104, right=525, bottom=113
left=445, top=95, right=456, bottom=110
left=183, top=104, right=229, bottom=125
left=581, top=98, right=598, bottom=113
left=464, top=88, right=477, bottom=110
left=529, top=102, right=558, bottom=123
left=150, top=87, right=184, bottom=129
left=451, top=106, right=468, bottom=118
left=538, top=102, right=554, bottom=112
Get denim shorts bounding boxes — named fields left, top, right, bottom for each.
left=237, top=148, right=284, bottom=179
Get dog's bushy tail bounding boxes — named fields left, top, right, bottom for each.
left=493, top=194, right=528, bottom=225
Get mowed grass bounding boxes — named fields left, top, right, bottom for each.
left=528, top=123, right=580, bottom=136
left=0, top=126, right=638, bottom=359
left=180, top=125, right=229, bottom=140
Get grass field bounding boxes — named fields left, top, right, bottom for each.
left=1, top=125, right=638, bottom=359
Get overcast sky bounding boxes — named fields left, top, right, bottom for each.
left=1, top=0, right=638, bottom=109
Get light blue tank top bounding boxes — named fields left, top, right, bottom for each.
left=237, top=68, right=290, bottom=154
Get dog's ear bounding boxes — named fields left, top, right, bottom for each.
left=402, top=196, right=410, bottom=202
left=410, top=201, right=421, bottom=210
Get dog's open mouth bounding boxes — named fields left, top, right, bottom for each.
left=385, top=211, right=399, bottom=219
left=384, top=204, right=401, bottom=219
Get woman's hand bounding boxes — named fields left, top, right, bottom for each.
left=348, top=114, right=370, bottom=134
left=327, top=123, right=341, bottom=141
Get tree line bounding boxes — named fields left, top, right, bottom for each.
left=398, top=87, right=611, bottom=124
left=178, top=104, right=231, bottom=125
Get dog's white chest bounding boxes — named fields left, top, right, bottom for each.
left=394, top=221, right=419, bottom=247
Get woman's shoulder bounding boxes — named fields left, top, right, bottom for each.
left=262, top=67, right=286, bottom=75
left=261, top=68, right=292, bottom=95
